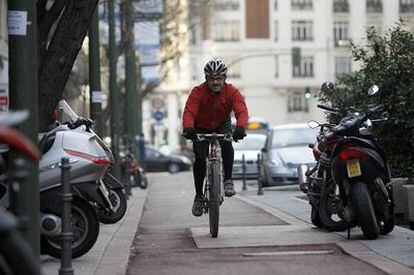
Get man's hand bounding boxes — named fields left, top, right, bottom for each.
left=182, top=127, right=197, bottom=140
left=232, top=126, right=246, bottom=141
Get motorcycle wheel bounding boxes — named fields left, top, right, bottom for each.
left=138, top=174, right=148, bottom=190
left=351, top=182, right=379, bottom=240
left=41, top=196, right=100, bottom=259
left=318, top=180, right=348, bottom=231
left=311, top=206, right=321, bottom=227
left=98, top=189, right=127, bottom=224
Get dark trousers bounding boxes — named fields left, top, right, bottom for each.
left=192, top=121, right=234, bottom=196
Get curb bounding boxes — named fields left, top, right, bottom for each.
left=93, top=187, right=148, bottom=275
left=336, top=241, right=414, bottom=275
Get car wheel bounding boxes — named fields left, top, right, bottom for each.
left=168, top=163, right=180, bottom=173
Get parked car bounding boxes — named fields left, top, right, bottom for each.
left=233, top=133, right=267, bottom=179
left=145, top=146, right=192, bottom=173
left=259, top=124, right=317, bottom=187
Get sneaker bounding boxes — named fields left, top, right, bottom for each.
left=224, top=180, right=236, bottom=197
left=192, top=195, right=204, bottom=217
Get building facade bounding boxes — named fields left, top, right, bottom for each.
left=186, top=0, right=413, bottom=127
left=146, top=0, right=413, bottom=151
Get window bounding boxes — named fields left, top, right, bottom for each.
left=245, top=0, right=269, bottom=38
left=367, top=0, right=382, bottom=13
left=293, top=56, right=314, bottom=77
left=212, top=21, right=240, bottom=41
left=292, top=20, right=313, bottom=41
left=213, top=0, right=239, bottom=11
left=335, top=57, right=352, bottom=79
left=400, top=0, right=414, bottom=13
left=274, top=21, right=279, bottom=41
left=274, top=0, right=278, bottom=10
left=333, top=0, right=349, bottom=13
left=291, top=0, right=313, bottom=10
left=274, top=55, right=279, bottom=78
left=333, top=21, right=350, bottom=47
left=288, top=91, right=309, bottom=112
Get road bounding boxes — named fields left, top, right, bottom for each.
left=126, top=172, right=413, bottom=275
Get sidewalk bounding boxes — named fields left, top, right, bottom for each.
left=40, top=186, right=148, bottom=275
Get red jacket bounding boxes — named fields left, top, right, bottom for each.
left=183, top=82, right=248, bottom=130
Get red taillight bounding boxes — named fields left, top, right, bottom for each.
left=339, top=148, right=369, bottom=162
left=64, top=149, right=110, bottom=165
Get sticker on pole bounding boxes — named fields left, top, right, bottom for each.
left=8, top=10, right=28, bottom=36
left=92, top=91, right=102, bottom=103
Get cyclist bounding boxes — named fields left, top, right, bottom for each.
left=182, top=58, right=249, bottom=217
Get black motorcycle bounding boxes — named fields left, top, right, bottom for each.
left=300, top=84, right=394, bottom=239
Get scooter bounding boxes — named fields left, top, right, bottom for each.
left=39, top=100, right=127, bottom=225
left=0, top=111, right=100, bottom=259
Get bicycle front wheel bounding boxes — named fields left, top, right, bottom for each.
left=209, top=162, right=221, bottom=238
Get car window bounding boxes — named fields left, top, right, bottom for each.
left=271, top=128, right=317, bottom=148
left=146, top=148, right=161, bottom=158
left=233, top=135, right=266, bottom=150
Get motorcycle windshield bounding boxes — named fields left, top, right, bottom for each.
left=57, top=100, right=79, bottom=125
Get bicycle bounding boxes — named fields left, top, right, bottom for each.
left=197, top=132, right=232, bottom=238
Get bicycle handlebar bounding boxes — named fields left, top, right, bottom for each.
left=196, top=133, right=233, bottom=142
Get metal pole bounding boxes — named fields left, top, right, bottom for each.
left=257, top=154, right=263, bottom=195
left=242, top=154, right=247, bottom=191
left=124, top=153, right=132, bottom=198
left=59, top=158, right=73, bottom=275
left=108, top=0, right=121, bottom=179
left=89, top=5, right=103, bottom=136
left=8, top=0, right=40, bottom=255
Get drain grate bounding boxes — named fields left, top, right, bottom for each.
left=242, top=250, right=335, bottom=257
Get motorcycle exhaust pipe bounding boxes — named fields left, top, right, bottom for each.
left=297, top=164, right=309, bottom=193
left=40, top=213, right=62, bottom=237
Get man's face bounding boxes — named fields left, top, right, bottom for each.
left=206, top=75, right=226, bottom=93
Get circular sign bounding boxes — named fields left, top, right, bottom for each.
left=152, top=110, right=164, bottom=121
left=151, top=98, right=165, bottom=109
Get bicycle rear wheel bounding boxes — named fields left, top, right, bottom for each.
left=209, top=162, right=220, bottom=238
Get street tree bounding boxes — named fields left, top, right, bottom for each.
left=37, top=0, right=98, bottom=131
left=319, top=22, right=414, bottom=178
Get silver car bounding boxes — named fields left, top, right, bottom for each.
left=259, top=124, right=317, bottom=186
left=232, top=133, right=267, bottom=179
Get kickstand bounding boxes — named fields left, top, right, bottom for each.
left=347, top=227, right=351, bottom=240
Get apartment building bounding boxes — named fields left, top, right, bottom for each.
left=185, top=0, right=414, bottom=128
left=0, top=0, right=8, bottom=111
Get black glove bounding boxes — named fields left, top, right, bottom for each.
left=182, top=127, right=197, bottom=140
left=232, top=126, right=246, bottom=141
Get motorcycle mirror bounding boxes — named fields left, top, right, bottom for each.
left=368, top=85, right=379, bottom=95
left=320, top=81, right=336, bottom=94
left=380, top=111, right=389, bottom=121
left=307, top=121, right=320, bottom=129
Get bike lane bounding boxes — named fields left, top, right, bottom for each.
left=127, top=172, right=391, bottom=275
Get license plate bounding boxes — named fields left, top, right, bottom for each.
left=346, top=159, right=361, bottom=178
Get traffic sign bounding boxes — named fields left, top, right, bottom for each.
left=152, top=110, right=164, bottom=121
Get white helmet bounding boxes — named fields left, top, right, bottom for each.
left=204, top=59, right=227, bottom=76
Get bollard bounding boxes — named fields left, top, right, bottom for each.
left=257, top=153, right=263, bottom=195
left=124, top=154, right=132, bottom=198
left=242, top=154, right=247, bottom=191
left=59, top=158, right=73, bottom=275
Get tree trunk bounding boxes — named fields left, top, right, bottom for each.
left=38, top=0, right=98, bottom=131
